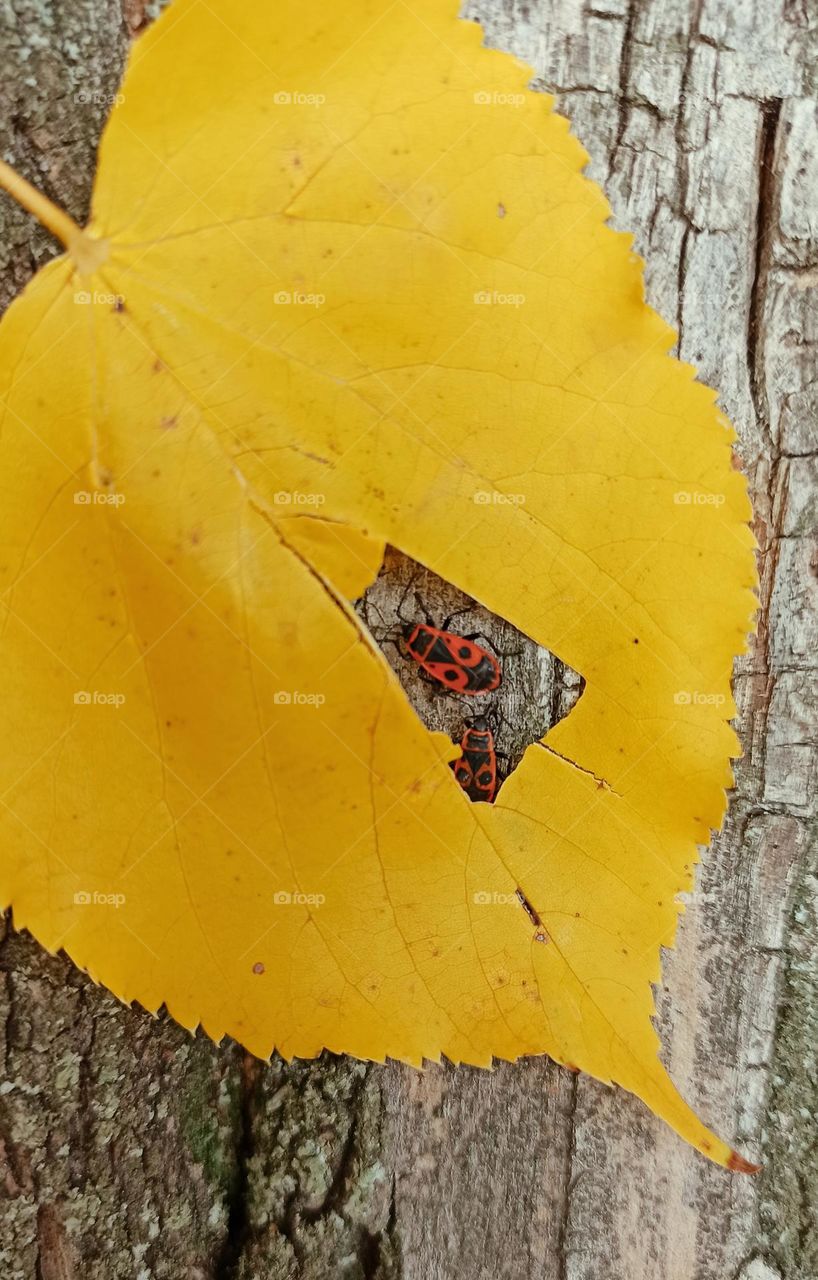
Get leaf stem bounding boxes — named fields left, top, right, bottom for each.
left=0, top=157, right=108, bottom=272
left=0, top=158, right=83, bottom=247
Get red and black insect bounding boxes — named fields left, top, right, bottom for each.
left=451, top=717, right=498, bottom=803
left=402, top=622, right=501, bottom=695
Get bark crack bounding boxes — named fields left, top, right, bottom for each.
left=748, top=98, right=784, bottom=457
left=214, top=1053, right=259, bottom=1280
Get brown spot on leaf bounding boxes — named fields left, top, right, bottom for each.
left=516, top=887, right=541, bottom=927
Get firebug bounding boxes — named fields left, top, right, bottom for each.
left=402, top=622, right=500, bottom=695
left=450, top=717, right=498, bottom=803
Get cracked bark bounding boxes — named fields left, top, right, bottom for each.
left=0, top=1, right=816, bottom=1278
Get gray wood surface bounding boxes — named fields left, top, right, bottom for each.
left=0, top=2, right=815, bottom=1278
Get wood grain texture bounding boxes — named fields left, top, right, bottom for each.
left=0, top=1, right=815, bottom=1277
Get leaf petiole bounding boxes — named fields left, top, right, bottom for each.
left=0, top=158, right=108, bottom=274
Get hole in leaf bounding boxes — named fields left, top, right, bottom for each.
left=356, top=548, right=585, bottom=792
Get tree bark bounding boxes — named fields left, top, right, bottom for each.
left=0, top=2, right=815, bottom=1278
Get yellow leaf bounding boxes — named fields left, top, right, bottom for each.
left=0, top=0, right=757, bottom=1169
